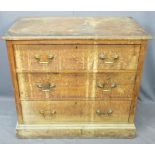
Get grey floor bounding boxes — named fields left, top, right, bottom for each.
left=0, top=96, right=155, bottom=144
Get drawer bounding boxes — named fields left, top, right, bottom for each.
left=14, top=44, right=140, bottom=72
left=95, top=73, right=135, bottom=98
left=96, top=45, right=140, bottom=70
left=18, top=73, right=136, bottom=100
left=21, top=100, right=131, bottom=124
left=21, top=101, right=91, bottom=123
left=93, top=100, right=131, bottom=122
left=14, top=45, right=89, bottom=72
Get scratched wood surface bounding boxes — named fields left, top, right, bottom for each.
left=3, top=17, right=151, bottom=138
left=17, top=73, right=136, bottom=100
left=6, top=41, right=23, bottom=123
left=16, top=123, right=136, bottom=138
left=129, top=41, right=148, bottom=122
left=3, top=17, right=151, bottom=40
left=21, top=100, right=131, bottom=124
left=14, top=44, right=140, bottom=72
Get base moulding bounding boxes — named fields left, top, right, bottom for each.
left=16, top=123, right=136, bottom=138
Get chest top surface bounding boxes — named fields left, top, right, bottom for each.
left=3, top=17, right=151, bottom=40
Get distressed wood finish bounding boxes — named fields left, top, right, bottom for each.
left=6, top=41, right=23, bottom=123
left=3, top=17, right=151, bottom=40
left=21, top=100, right=131, bottom=124
left=129, top=41, right=148, bottom=122
left=3, top=17, right=151, bottom=138
left=17, top=73, right=135, bottom=100
left=16, top=123, right=136, bottom=138
left=9, top=39, right=146, bottom=45
left=15, top=44, right=140, bottom=72
left=21, top=101, right=92, bottom=123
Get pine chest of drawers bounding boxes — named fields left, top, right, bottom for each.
left=3, top=17, right=151, bottom=138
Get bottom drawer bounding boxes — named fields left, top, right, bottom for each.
left=21, top=100, right=131, bottom=124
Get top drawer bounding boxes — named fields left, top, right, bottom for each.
left=14, top=44, right=140, bottom=72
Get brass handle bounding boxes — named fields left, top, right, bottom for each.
left=36, top=83, right=56, bottom=92
left=96, top=108, right=113, bottom=116
left=34, top=54, right=54, bottom=64
left=39, top=110, right=56, bottom=117
left=99, top=53, right=119, bottom=64
left=97, top=83, right=117, bottom=92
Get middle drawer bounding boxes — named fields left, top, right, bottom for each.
left=18, top=73, right=135, bottom=100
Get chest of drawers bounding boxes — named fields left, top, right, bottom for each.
left=3, top=17, right=151, bottom=138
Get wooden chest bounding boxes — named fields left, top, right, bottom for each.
left=3, top=17, right=151, bottom=138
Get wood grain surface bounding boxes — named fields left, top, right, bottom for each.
left=14, top=44, right=140, bottom=72
left=17, top=73, right=136, bottom=100
left=16, top=123, right=136, bottom=138
left=3, top=17, right=151, bottom=40
left=3, top=17, right=151, bottom=138
left=6, top=41, right=23, bottom=123
left=21, top=100, right=131, bottom=124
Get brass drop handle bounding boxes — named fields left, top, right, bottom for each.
left=36, top=83, right=56, bottom=92
left=39, top=110, right=56, bottom=117
left=34, top=54, right=54, bottom=64
left=99, top=53, right=119, bottom=64
left=97, top=83, right=117, bottom=92
left=96, top=108, right=113, bottom=116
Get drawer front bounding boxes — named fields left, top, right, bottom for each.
left=21, top=100, right=131, bottom=124
left=14, top=44, right=140, bottom=72
left=18, top=73, right=135, bottom=100
left=95, top=73, right=135, bottom=98
left=21, top=101, right=91, bottom=123
left=14, top=45, right=89, bottom=72
left=96, top=45, right=140, bottom=70
left=93, top=100, right=131, bottom=122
